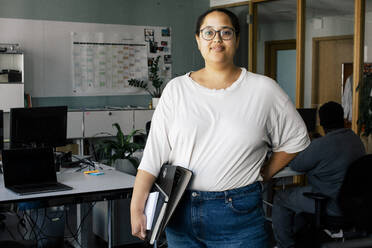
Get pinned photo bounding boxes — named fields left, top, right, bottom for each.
left=145, top=29, right=155, bottom=42
left=161, top=28, right=170, bottom=37
left=149, top=41, right=158, bottom=53
left=164, top=55, right=172, bottom=64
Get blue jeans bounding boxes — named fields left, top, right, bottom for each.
left=165, top=182, right=268, bottom=248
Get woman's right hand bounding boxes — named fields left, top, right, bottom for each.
left=130, top=169, right=157, bottom=240
left=131, top=209, right=147, bottom=240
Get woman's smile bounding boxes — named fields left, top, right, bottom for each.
left=211, top=45, right=225, bottom=52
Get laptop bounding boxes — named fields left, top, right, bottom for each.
left=2, top=147, right=73, bottom=195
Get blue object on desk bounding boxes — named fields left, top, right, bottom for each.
left=90, top=172, right=104, bottom=176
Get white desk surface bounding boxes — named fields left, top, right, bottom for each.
left=0, top=169, right=135, bottom=203
left=272, top=166, right=303, bottom=178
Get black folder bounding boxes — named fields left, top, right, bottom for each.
left=145, top=164, right=193, bottom=245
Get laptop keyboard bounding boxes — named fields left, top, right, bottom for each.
left=13, top=183, right=60, bottom=190
left=11, top=182, right=72, bottom=195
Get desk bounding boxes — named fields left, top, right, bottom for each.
left=264, top=167, right=305, bottom=220
left=0, top=169, right=135, bottom=248
left=273, top=166, right=304, bottom=178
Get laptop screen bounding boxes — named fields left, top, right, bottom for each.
left=2, top=147, right=57, bottom=187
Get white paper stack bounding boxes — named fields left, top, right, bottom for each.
left=144, top=191, right=159, bottom=230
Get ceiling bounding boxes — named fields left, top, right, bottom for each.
left=257, top=0, right=372, bottom=24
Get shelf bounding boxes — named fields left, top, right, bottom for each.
left=0, top=82, right=23, bottom=84
left=0, top=52, right=23, bottom=55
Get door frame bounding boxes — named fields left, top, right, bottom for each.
left=264, top=39, right=296, bottom=80
left=311, top=35, right=353, bottom=107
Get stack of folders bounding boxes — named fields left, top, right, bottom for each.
left=144, top=164, right=193, bottom=245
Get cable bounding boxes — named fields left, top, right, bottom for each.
left=73, top=202, right=96, bottom=239
left=16, top=211, right=28, bottom=240
left=72, top=155, right=96, bottom=172
left=4, top=221, right=16, bottom=240
left=65, top=206, right=82, bottom=248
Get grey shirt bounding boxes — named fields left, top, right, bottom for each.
left=289, top=128, right=365, bottom=213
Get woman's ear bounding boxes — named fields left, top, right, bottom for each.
left=195, top=34, right=201, bottom=50
left=236, top=36, right=240, bottom=48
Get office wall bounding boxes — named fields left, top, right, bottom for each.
left=257, top=21, right=296, bottom=75
left=0, top=0, right=209, bottom=108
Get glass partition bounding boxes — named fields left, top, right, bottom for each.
left=304, top=0, right=354, bottom=134
left=305, top=0, right=354, bottom=110
left=361, top=1, right=372, bottom=152
left=256, top=0, right=297, bottom=104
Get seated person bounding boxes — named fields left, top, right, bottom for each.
left=271, top=101, right=366, bottom=248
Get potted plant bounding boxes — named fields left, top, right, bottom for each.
left=128, top=56, right=164, bottom=108
left=98, top=123, right=144, bottom=175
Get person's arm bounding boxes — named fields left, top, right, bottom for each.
left=288, top=141, right=320, bottom=172
left=130, top=169, right=157, bottom=240
left=261, top=151, right=298, bottom=181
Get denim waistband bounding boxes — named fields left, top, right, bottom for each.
left=185, top=182, right=261, bottom=200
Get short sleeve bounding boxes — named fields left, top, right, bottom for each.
left=269, top=99, right=310, bottom=153
left=138, top=84, right=174, bottom=177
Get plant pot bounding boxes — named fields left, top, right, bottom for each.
left=152, top=97, right=160, bottom=108
left=114, top=159, right=137, bottom=176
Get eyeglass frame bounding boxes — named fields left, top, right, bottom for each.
left=199, top=26, right=236, bottom=41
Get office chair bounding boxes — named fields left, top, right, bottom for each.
left=298, top=154, right=372, bottom=248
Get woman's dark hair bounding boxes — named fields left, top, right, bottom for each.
left=195, top=8, right=240, bottom=38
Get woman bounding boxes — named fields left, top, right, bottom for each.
left=131, top=8, right=310, bottom=247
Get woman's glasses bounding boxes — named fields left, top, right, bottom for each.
left=199, top=27, right=235, bottom=41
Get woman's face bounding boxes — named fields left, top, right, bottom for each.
left=196, top=11, right=239, bottom=65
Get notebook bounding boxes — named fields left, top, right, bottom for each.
left=145, top=164, right=193, bottom=245
left=2, top=147, right=73, bottom=195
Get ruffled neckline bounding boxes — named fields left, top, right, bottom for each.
left=186, top=68, right=246, bottom=94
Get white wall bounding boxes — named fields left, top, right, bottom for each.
left=257, top=21, right=296, bottom=74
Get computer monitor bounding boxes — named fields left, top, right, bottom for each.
left=10, top=106, right=67, bottom=148
left=297, top=108, right=317, bottom=133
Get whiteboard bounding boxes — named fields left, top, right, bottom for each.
left=0, top=18, right=172, bottom=97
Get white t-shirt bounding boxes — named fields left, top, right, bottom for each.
left=139, top=68, right=310, bottom=191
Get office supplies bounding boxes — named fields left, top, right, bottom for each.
left=90, top=172, right=104, bottom=176
left=10, top=106, right=67, bottom=148
left=2, top=147, right=73, bottom=195
left=145, top=164, right=193, bottom=245
left=84, top=170, right=99, bottom=174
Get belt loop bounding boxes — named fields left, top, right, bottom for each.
left=224, top=191, right=228, bottom=203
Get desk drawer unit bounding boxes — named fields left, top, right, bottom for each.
left=67, top=111, right=83, bottom=139
left=84, top=110, right=134, bottom=138
left=133, top=109, right=154, bottom=131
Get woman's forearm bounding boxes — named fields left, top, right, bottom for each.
left=261, top=151, right=298, bottom=181
left=130, top=169, right=157, bottom=239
